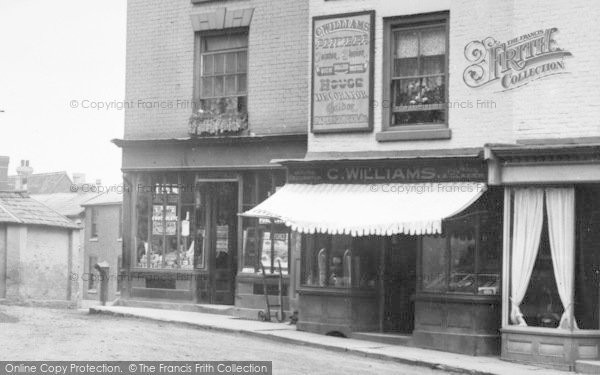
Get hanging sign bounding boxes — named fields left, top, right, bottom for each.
left=311, top=11, right=374, bottom=133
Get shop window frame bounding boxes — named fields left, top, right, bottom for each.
left=300, top=233, right=380, bottom=290
left=417, top=196, right=503, bottom=296
left=240, top=170, right=290, bottom=275
left=378, top=11, right=450, bottom=142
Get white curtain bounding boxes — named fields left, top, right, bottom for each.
left=510, top=188, right=544, bottom=326
left=545, top=188, right=578, bottom=329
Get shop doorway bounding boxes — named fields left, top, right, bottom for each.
left=196, top=182, right=238, bottom=305
left=382, top=235, right=417, bottom=333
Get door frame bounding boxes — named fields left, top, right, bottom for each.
left=195, top=176, right=242, bottom=305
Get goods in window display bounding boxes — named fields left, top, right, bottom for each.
left=272, top=233, right=288, bottom=271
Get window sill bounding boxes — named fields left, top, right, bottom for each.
left=376, top=127, right=451, bottom=142
left=89, top=237, right=99, bottom=242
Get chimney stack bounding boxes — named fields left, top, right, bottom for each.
left=0, top=156, right=8, bottom=190
left=16, top=160, right=33, bottom=191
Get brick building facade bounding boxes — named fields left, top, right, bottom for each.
left=117, top=0, right=308, bottom=317
left=118, top=0, right=600, bottom=370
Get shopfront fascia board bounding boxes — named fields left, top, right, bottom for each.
left=485, top=144, right=600, bottom=185
left=114, top=134, right=307, bottom=172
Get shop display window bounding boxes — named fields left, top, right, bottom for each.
left=134, top=173, right=203, bottom=270
left=574, top=185, right=600, bottom=329
left=301, top=234, right=379, bottom=289
left=419, top=191, right=502, bottom=295
left=240, top=170, right=289, bottom=274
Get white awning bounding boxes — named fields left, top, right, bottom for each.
left=241, top=182, right=486, bottom=236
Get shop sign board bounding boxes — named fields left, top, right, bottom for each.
left=288, top=160, right=487, bottom=184
left=311, top=11, right=374, bottom=133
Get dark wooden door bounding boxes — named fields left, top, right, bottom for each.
left=209, top=183, right=238, bottom=305
left=383, top=235, right=417, bottom=333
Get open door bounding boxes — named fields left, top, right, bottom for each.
left=383, top=235, right=417, bottom=333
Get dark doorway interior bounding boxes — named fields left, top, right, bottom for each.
left=196, top=182, right=238, bottom=305
left=383, top=235, right=417, bottom=333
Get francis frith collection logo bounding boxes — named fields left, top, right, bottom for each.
left=463, top=28, right=572, bottom=91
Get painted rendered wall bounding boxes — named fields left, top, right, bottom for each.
left=307, top=0, right=600, bottom=153
left=83, top=204, right=122, bottom=301
left=124, top=0, right=309, bottom=139
left=18, top=226, right=71, bottom=301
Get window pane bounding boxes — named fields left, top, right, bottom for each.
left=330, top=235, right=352, bottom=287
left=392, top=77, right=445, bottom=107
left=202, top=54, right=213, bottom=75
left=237, top=51, right=247, bottom=73
left=448, top=223, right=476, bottom=293
left=520, top=218, right=563, bottom=327
left=237, top=74, right=247, bottom=93
left=393, top=110, right=445, bottom=126
left=273, top=226, right=289, bottom=275
left=204, top=33, right=248, bottom=52
left=421, top=235, right=447, bottom=291
left=420, top=26, right=445, bottom=56
left=303, top=234, right=329, bottom=286
left=478, top=214, right=502, bottom=295
left=213, top=76, right=224, bottom=96
left=214, top=54, right=225, bottom=74
left=225, top=52, right=236, bottom=74
left=201, top=77, right=213, bottom=98
left=136, top=175, right=151, bottom=268
left=224, top=75, right=237, bottom=95
left=575, top=186, right=600, bottom=329
left=242, top=218, right=261, bottom=272
left=422, top=55, right=444, bottom=75
left=394, top=57, right=418, bottom=77
left=394, top=30, right=418, bottom=58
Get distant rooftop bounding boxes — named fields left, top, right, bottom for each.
left=0, top=191, right=79, bottom=229
left=81, top=191, right=122, bottom=206
left=7, top=171, right=73, bottom=194
left=32, top=192, right=98, bottom=218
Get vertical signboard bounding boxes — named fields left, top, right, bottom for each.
left=312, top=11, right=374, bottom=133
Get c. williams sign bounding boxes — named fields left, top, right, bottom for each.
left=463, top=28, right=572, bottom=91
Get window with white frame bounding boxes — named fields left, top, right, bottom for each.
left=387, top=15, right=447, bottom=127
left=192, top=31, right=248, bottom=135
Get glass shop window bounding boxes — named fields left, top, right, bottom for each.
left=301, top=234, right=379, bottom=289
left=574, top=185, right=600, bottom=329
left=134, top=173, right=203, bottom=270
left=519, top=215, right=563, bottom=328
left=241, top=170, right=289, bottom=274
left=419, top=191, right=502, bottom=295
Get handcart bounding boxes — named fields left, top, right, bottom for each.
left=258, top=260, right=285, bottom=322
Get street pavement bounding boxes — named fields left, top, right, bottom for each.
left=0, top=305, right=455, bottom=375
left=89, top=304, right=572, bottom=375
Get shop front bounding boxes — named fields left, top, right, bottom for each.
left=242, top=154, right=504, bottom=355
left=487, top=143, right=600, bottom=370
left=116, top=135, right=306, bottom=314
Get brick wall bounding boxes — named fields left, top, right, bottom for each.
left=308, top=0, right=600, bottom=153
left=124, top=0, right=309, bottom=139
